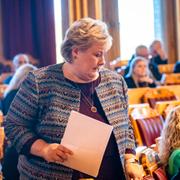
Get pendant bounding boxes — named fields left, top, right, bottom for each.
left=91, top=106, right=97, bottom=113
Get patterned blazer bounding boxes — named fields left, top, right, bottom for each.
left=5, top=63, right=135, bottom=180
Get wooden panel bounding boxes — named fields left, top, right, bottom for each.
left=164, top=73, right=180, bottom=85
left=128, top=87, right=150, bottom=104
left=101, top=0, right=120, bottom=64
left=158, top=64, right=174, bottom=74
left=161, top=0, right=178, bottom=63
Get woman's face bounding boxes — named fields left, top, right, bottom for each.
left=133, top=60, right=148, bottom=77
left=71, top=42, right=107, bottom=82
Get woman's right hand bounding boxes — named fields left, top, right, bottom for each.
left=30, top=139, right=73, bottom=164
left=42, top=143, right=73, bottom=163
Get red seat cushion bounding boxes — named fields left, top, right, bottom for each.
left=136, top=116, right=164, bottom=146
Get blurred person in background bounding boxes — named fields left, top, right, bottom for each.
left=174, top=61, right=180, bottom=73
left=2, top=63, right=37, bottom=115
left=3, top=53, right=30, bottom=84
left=124, top=56, right=156, bottom=88
left=159, top=105, right=180, bottom=179
left=124, top=45, right=165, bottom=85
left=1, top=63, right=37, bottom=180
left=149, top=40, right=168, bottom=65
left=124, top=45, right=149, bottom=76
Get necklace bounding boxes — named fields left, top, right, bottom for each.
left=80, top=90, right=97, bottom=113
left=76, top=80, right=97, bottom=113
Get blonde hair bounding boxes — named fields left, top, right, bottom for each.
left=126, top=56, right=150, bottom=77
left=4, top=64, right=37, bottom=97
left=61, top=17, right=112, bottom=62
left=159, top=105, right=180, bottom=166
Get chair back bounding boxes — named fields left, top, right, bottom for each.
left=130, top=106, right=164, bottom=146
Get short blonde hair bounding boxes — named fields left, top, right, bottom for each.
left=159, top=105, right=180, bottom=166
left=61, top=17, right=112, bottom=62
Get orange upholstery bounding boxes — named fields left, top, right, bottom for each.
left=142, top=88, right=177, bottom=108
left=158, top=64, right=174, bottom=74
left=130, top=106, right=164, bottom=146
left=155, top=100, right=180, bottom=119
left=164, top=73, right=180, bottom=85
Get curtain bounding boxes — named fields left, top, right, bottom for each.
left=1, top=0, right=56, bottom=67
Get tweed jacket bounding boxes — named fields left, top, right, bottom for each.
left=5, top=63, right=136, bottom=180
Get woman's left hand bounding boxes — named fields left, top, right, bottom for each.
left=125, top=162, right=145, bottom=180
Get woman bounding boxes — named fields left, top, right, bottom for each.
left=4, top=17, right=143, bottom=179
left=124, top=56, right=156, bottom=88
left=159, top=105, right=180, bottom=179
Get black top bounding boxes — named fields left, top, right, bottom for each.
left=150, top=55, right=168, bottom=65
left=1, top=89, right=18, bottom=115
left=124, top=76, right=156, bottom=88
left=69, top=77, right=125, bottom=180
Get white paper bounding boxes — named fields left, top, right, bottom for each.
left=60, top=110, right=113, bottom=177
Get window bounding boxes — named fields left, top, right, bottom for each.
left=54, top=0, right=63, bottom=63
left=118, top=0, right=155, bottom=60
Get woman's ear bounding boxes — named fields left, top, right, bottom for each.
left=72, top=47, right=79, bottom=58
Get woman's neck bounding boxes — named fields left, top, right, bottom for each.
left=62, top=62, right=99, bottom=83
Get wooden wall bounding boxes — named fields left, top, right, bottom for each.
left=0, top=0, right=179, bottom=64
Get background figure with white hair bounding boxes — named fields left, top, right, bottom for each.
left=1, top=63, right=37, bottom=180
left=124, top=56, right=156, bottom=88
left=2, top=63, right=37, bottom=115
left=149, top=40, right=168, bottom=65
left=159, top=105, right=180, bottom=179
left=3, top=53, right=30, bottom=84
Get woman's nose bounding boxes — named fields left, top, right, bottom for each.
left=99, top=56, right=105, bottom=65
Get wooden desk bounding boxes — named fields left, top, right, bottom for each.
left=128, top=87, right=150, bottom=104
left=128, top=85, right=180, bottom=105
left=164, top=73, right=180, bottom=85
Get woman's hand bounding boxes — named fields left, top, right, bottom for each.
left=125, top=162, right=145, bottom=180
left=30, top=139, right=73, bottom=163
left=42, top=143, right=73, bottom=163
left=139, top=76, right=153, bottom=84
left=124, top=154, right=145, bottom=180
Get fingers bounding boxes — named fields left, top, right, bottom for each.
left=54, top=144, right=73, bottom=163
left=57, top=145, right=73, bottom=155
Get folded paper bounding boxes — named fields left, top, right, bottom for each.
left=60, top=110, right=113, bottom=177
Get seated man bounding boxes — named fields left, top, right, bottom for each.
left=3, top=53, right=30, bottom=84
left=149, top=40, right=168, bottom=65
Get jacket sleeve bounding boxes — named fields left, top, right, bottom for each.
left=4, top=72, right=39, bottom=153
left=121, top=77, right=136, bottom=151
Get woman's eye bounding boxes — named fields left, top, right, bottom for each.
left=95, top=53, right=102, bottom=57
